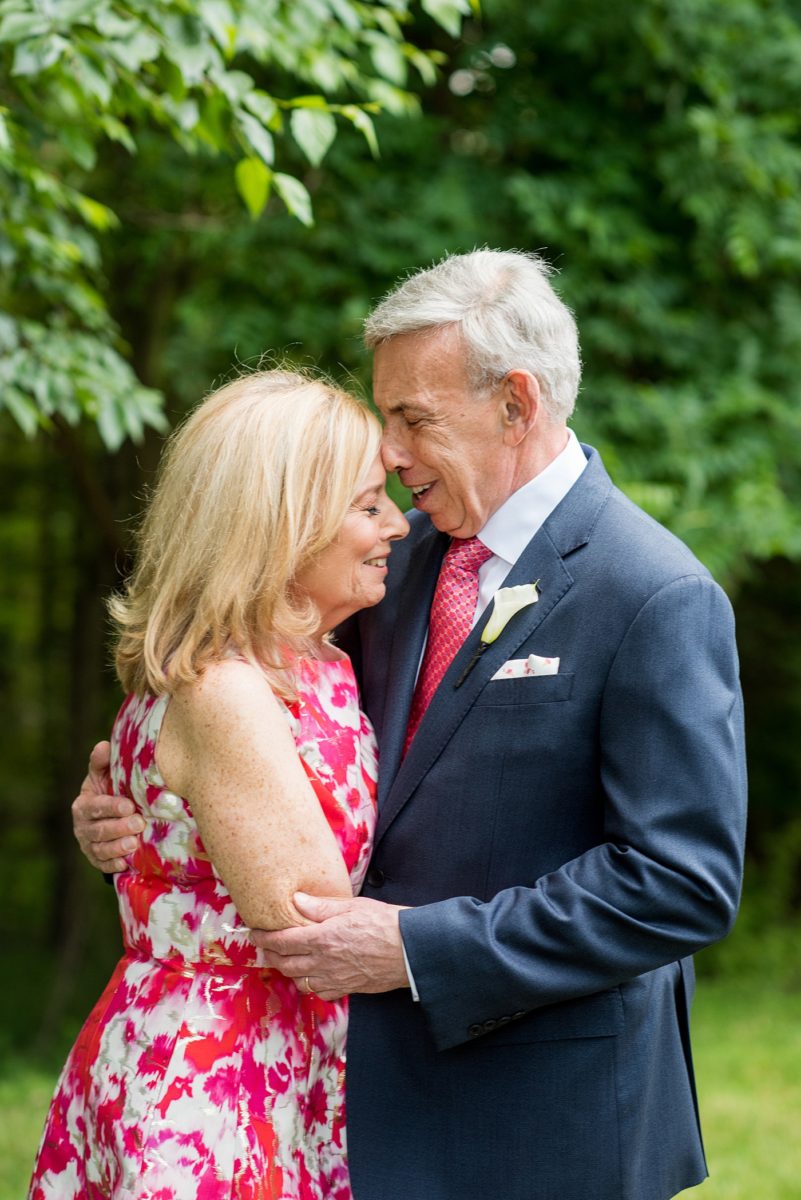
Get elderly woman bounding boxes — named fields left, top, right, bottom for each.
left=29, top=370, right=407, bottom=1200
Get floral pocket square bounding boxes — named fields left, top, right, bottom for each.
left=491, top=654, right=560, bottom=680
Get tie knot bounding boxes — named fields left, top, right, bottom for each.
left=445, top=536, right=493, bottom=575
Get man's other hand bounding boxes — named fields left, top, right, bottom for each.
left=72, top=741, right=145, bottom=873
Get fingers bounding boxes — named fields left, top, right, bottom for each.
left=86, top=851, right=129, bottom=875
left=79, top=830, right=139, bottom=878
left=72, top=784, right=146, bottom=875
left=73, top=792, right=139, bottom=823
left=79, top=815, right=144, bottom=847
left=89, top=739, right=112, bottom=774
left=250, top=926, right=308, bottom=955
left=292, top=892, right=354, bottom=921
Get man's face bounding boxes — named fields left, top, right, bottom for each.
left=373, top=328, right=513, bottom=539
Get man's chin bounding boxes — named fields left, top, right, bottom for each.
left=432, top=516, right=481, bottom=539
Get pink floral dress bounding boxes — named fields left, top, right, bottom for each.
left=29, top=656, right=377, bottom=1200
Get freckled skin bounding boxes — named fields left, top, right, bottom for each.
left=157, top=659, right=353, bottom=931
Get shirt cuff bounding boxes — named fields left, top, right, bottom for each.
left=401, top=936, right=420, bottom=1001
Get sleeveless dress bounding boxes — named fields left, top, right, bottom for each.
left=29, top=655, right=378, bottom=1200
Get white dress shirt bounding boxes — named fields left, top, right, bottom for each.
left=401, top=429, right=587, bottom=996
left=473, top=428, right=587, bottom=624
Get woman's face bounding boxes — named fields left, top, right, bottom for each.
left=296, top=454, right=409, bottom=635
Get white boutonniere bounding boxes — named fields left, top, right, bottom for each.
left=455, top=581, right=540, bottom=688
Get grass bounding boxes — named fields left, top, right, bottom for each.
left=0, top=1064, right=57, bottom=1200
left=675, top=978, right=801, bottom=1199
left=3, top=974, right=800, bottom=1199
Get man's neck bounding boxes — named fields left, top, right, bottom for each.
left=508, top=422, right=570, bottom=496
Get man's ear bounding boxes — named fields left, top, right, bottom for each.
left=500, top=370, right=540, bottom=445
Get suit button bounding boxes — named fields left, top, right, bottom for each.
left=496, top=1015, right=511, bottom=1027
left=482, top=1019, right=497, bottom=1033
left=512, top=1010, right=527, bottom=1020
left=366, top=866, right=385, bottom=888
left=468, top=1024, right=483, bottom=1038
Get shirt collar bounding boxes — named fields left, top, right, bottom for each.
left=478, top=429, right=588, bottom=567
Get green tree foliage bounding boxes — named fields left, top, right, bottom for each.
left=0, top=0, right=473, bottom=447
left=474, top=0, right=801, bottom=582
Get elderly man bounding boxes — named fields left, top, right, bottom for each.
left=74, top=250, right=746, bottom=1200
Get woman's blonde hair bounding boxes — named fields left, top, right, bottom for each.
left=110, top=368, right=381, bottom=698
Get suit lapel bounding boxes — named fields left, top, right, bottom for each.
left=375, top=529, right=573, bottom=842
left=374, top=445, right=613, bottom=844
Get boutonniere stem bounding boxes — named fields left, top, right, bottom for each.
left=454, top=580, right=540, bottom=689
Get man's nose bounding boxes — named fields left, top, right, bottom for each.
left=380, top=429, right=413, bottom=473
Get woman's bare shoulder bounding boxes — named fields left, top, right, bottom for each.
left=169, top=659, right=288, bottom=747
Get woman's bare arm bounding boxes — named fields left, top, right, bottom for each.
left=157, top=660, right=352, bottom=930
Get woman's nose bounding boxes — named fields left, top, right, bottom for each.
left=386, top=501, right=410, bottom=540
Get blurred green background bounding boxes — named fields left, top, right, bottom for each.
left=2, top=1, right=800, bottom=1195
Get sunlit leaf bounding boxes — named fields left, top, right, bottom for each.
left=235, top=156, right=272, bottom=218
left=274, top=172, right=313, bottom=226
left=290, top=108, right=336, bottom=167
left=421, top=0, right=472, bottom=39
left=237, top=112, right=274, bottom=165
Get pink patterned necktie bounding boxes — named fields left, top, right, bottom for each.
left=404, top=535, right=493, bottom=752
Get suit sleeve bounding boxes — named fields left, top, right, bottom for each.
left=333, top=614, right=363, bottom=684
left=398, top=573, right=747, bottom=1050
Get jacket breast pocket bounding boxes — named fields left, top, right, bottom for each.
left=473, top=672, right=575, bottom=707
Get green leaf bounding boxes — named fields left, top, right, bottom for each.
left=96, top=399, right=125, bottom=451
left=99, top=115, right=136, bottom=153
left=198, top=0, right=237, bottom=55
left=213, top=68, right=253, bottom=104
left=237, top=112, right=274, bottom=165
left=73, top=53, right=113, bottom=106
left=235, top=156, right=272, bottom=219
left=341, top=106, right=379, bottom=158
left=163, top=97, right=200, bottom=133
left=73, top=194, right=118, bottom=232
left=55, top=0, right=105, bottom=25
left=12, top=33, right=68, bottom=76
left=408, top=47, right=438, bottom=87
left=242, top=89, right=278, bottom=128
left=107, top=29, right=161, bottom=72
left=0, top=313, right=19, bottom=351
left=368, top=35, right=408, bottom=87
left=327, top=0, right=362, bottom=34
left=2, top=386, right=40, bottom=438
left=94, top=10, right=139, bottom=39
left=0, top=11, right=49, bottom=43
left=421, top=0, right=472, bottom=39
left=273, top=172, right=313, bottom=226
left=162, top=23, right=219, bottom=84
left=290, top=108, right=336, bottom=167
left=0, top=110, right=10, bottom=152
left=59, top=128, right=97, bottom=171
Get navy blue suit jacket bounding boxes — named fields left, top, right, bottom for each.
left=339, top=446, right=746, bottom=1200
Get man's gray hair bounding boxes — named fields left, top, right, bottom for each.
left=364, top=248, right=581, bottom=422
